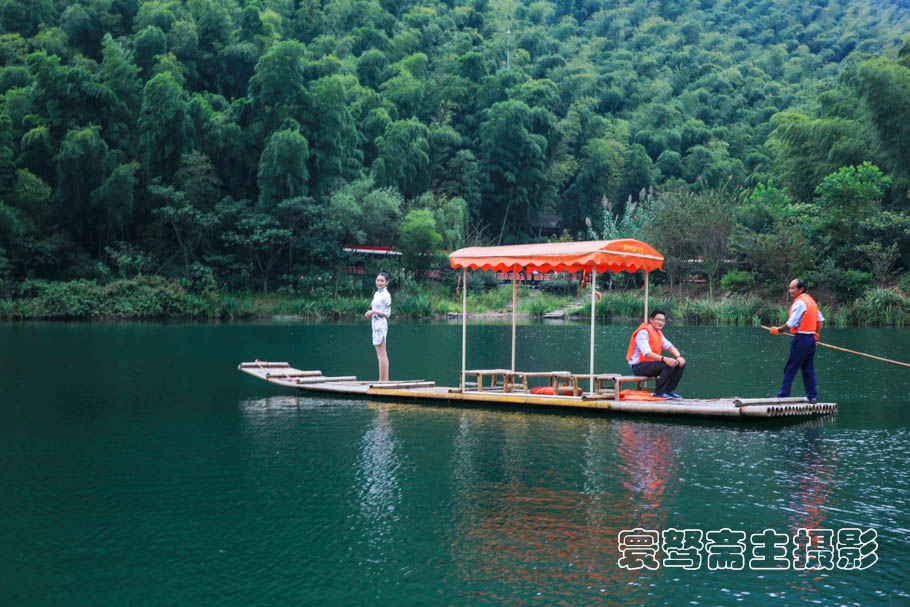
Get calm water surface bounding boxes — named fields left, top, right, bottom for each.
left=2, top=321, right=909, bottom=606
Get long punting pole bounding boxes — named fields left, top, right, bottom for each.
left=589, top=265, right=597, bottom=394
left=644, top=270, right=649, bottom=322
left=461, top=266, right=467, bottom=390
left=761, top=325, right=910, bottom=368
left=511, top=266, right=518, bottom=372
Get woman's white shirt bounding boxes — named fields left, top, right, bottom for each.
left=371, top=288, right=391, bottom=328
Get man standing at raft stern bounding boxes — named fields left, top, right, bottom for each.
left=627, top=309, right=686, bottom=399
left=769, top=278, right=825, bottom=403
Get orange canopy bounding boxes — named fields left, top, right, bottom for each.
left=449, top=239, right=664, bottom=274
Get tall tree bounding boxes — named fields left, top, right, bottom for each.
left=54, top=125, right=109, bottom=247
left=849, top=57, right=910, bottom=202
left=372, top=118, right=428, bottom=198
left=149, top=182, right=216, bottom=281
left=812, top=162, right=891, bottom=265
left=301, top=75, right=363, bottom=197
left=222, top=204, right=292, bottom=293
left=477, top=100, right=550, bottom=244
left=139, top=72, right=189, bottom=178
left=647, top=186, right=735, bottom=296
left=175, top=150, right=222, bottom=210
left=562, top=137, right=626, bottom=232
left=92, top=162, right=139, bottom=243
left=328, top=177, right=402, bottom=246
left=247, top=40, right=307, bottom=137
left=397, top=208, right=441, bottom=278
left=257, top=127, right=310, bottom=209
left=99, top=34, right=141, bottom=152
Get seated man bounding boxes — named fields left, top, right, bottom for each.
left=626, top=309, right=686, bottom=399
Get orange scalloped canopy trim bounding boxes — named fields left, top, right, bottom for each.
left=448, top=239, right=664, bottom=274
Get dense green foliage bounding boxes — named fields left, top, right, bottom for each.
left=4, top=276, right=910, bottom=327
left=1, top=0, right=909, bottom=312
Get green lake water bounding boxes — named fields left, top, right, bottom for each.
left=2, top=321, right=909, bottom=605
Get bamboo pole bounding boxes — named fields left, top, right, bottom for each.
left=511, top=265, right=518, bottom=372
left=266, top=370, right=322, bottom=379
left=761, top=326, right=910, bottom=368
left=461, top=266, right=467, bottom=390
left=644, top=270, right=649, bottom=322
left=295, top=376, right=358, bottom=384
left=239, top=361, right=291, bottom=368
left=590, top=265, right=597, bottom=394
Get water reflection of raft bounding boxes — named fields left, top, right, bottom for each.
left=238, top=362, right=837, bottom=420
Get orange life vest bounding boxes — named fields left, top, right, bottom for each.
left=626, top=322, right=664, bottom=362
left=789, top=293, right=818, bottom=334
left=530, top=386, right=582, bottom=396
left=619, top=389, right=667, bottom=401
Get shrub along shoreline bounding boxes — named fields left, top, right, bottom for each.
left=2, top=277, right=910, bottom=327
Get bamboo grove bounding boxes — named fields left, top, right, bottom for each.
left=1, top=0, right=909, bottom=305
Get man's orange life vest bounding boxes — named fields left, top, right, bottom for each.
left=626, top=322, right=664, bottom=362
left=789, top=293, right=819, bottom=334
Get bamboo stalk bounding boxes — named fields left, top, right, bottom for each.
left=239, top=361, right=290, bottom=368
left=643, top=270, right=649, bottom=322
left=266, top=370, right=322, bottom=379
left=761, top=325, right=910, bottom=368
left=511, top=266, right=518, bottom=372
left=294, top=375, right=358, bottom=384
left=589, top=265, right=596, bottom=394
left=461, top=266, right=467, bottom=392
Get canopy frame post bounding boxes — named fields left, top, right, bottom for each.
left=644, top=270, right=649, bottom=322
left=511, top=265, right=518, bottom=372
left=461, top=266, right=467, bottom=391
left=589, top=265, right=597, bottom=394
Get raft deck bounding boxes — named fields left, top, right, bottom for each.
left=238, top=362, right=837, bottom=419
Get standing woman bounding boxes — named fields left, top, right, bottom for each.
left=365, top=271, right=392, bottom=381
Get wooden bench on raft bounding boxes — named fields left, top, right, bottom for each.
left=461, top=370, right=578, bottom=394
left=573, top=373, right=657, bottom=398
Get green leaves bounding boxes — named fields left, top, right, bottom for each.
left=813, top=163, right=890, bottom=218
left=811, top=163, right=892, bottom=263
left=8, top=169, right=52, bottom=227
left=92, top=162, right=139, bottom=238
left=221, top=201, right=293, bottom=293
left=139, top=72, right=189, bottom=177
left=301, top=75, right=363, bottom=196
left=648, top=187, right=736, bottom=296
left=100, top=35, right=141, bottom=127
left=257, top=128, right=310, bottom=209
left=850, top=57, right=910, bottom=198
left=150, top=182, right=216, bottom=281
left=1, top=0, right=909, bottom=295
left=55, top=125, right=108, bottom=218
left=478, top=100, right=551, bottom=243
left=562, top=136, right=626, bottom=231
left=397, top=208, right=441, bottom=276
left=248, top=40, right=307, bottom=135
left=328, top=176, right=402, bottom=246
left=412, top=191, right=467, bottom=250
left=373, top=118, right=428, bottom=198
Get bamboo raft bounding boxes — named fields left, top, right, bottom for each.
left=238, top=362, right=837, bottom=419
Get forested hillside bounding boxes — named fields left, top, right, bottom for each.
left=1, top=0, right=909, bottom=300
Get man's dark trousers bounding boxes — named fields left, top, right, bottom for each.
left=777, top=333, right=818, bottom=399
left=631, top=361, right=685, bottom=394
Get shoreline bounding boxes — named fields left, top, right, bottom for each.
left=2, top=278, right=908, bottom=326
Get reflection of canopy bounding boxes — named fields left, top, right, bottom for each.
left=449, top=239, right=664, bottom=274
